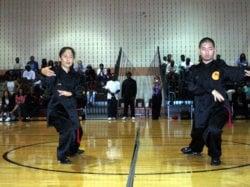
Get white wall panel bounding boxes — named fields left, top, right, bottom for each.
left=0, top=0, right=249, bottom=69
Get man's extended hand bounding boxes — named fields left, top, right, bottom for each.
left=211, top=90, right=224, bottom=102
left=245, top=70, right=250, bottom=77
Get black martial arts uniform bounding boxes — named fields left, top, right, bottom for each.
left=186, top=60, right=245, bottom=160
left=42, top=66, right=84, bottom=162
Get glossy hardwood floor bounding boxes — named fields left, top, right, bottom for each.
left=0, top=118, right=250, bottom=187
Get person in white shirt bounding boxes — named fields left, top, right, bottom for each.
left=22, top=65, right=36, bottom=81
left=179, top=55, right=186, bottom=70
left=97, top=63, right=108, bottom=86
left=104, top=75, right=120, bottom=120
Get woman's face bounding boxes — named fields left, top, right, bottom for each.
left=59, top=49, right=74, bottom=70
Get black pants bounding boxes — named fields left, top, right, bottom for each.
left=123, top=98, right=135, bottom=117
left=49, top=104, right=74, bottom=160
left=152, top=94, right=162, bottom=119
left=189, top=106, right=228, bottom=158
left=107, top=98, right=118, bottom=118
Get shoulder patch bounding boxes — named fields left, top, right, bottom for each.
left=212, top=71, right=220, bottom=80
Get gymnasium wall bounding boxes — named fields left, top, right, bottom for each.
left=0, top=0, right=249, bottom=69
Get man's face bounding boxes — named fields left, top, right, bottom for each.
left=199, top=42, right=215, bottom=64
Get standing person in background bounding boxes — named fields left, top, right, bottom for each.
left=122, top=71, right=137, bottom=120
left=104, top=74, right=120, bottom=120
left=151, top=75, right=162, bottom=120
left=41, top=47, right=84, bottom=164
left=181, top=37, right=250, bottom=166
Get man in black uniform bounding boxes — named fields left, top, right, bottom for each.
left=181, top=37, right=250, bottom=166
left=122, top=71, right=137, bottom=120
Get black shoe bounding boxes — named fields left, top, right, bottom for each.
left=66, top=149, right=85, bottom=157
left=211, top=157, right=221, bottom=166
left=77, top=149, right=84, bottom=155
left=59, top=157, right=72, bottom=164
left=181, top=147, right=201, bottom=155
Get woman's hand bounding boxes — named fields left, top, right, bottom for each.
left=57, top=90, right=72, bottom=97
left=41, top=66, right=56, bottom=77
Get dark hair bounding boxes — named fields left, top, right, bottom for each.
left=59, top=47, right=75, bottom=58
left=25, top=65, right=31, bottom=71
left=199, top=37, right=215, bottom=48
left=240, top=53, right=246, bottom=61
left=126, top=71, right=132, bottom=77
left=2, top=90, right=10, bottom=98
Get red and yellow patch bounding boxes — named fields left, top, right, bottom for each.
left=211, top=71, right=220, bottom=80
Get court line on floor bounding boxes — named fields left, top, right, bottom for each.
left=126, top=127, right=140, bottom=187
left=2, top=140, right=250, bottom=175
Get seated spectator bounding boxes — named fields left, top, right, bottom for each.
left=165, top=54, right=173, bottom=74
left=235, top=53, right=248, bottom=67
left=22, top=65, right=36, bottom=81
left=167, top=60, right=177, bottom=74
left=179, top=57, right=193, bottom=72
left=0, top=90, right=15, bottom=122
left=48, top=60, right=54, bottom=68
left=106, top=68, right=112, bottom=80
left=97, top=63, right=107, bottom=86
left=85, top=65, right=97, bottom=106
left=41, top=59, right=48, bottom=68
left=27, top=56, right=39, bottom=73
left=13, top=57, right=23, bottom=70
left=179, top=54, right=186, bottom=70
left=74, top=60, right=86, bottom=75
left=4, top=71, right=19, bottom=96
left=184, top=58, right=193, bottom=70
left=11, top=88, right=27, bottom=121
left=216, top=54, right=226, bottom=64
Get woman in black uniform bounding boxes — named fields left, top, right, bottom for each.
left=181, top=37, right=250, bottom=166
left=41, top=47, right=84, bottom=164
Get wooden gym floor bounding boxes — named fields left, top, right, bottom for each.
left=0, top=118, right=250, bottom=187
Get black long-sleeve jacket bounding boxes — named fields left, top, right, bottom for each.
left=121, top=78, right=137, bottom=99
left=42, top=66, right=84, bottom=129
left=186, top=60, right=245, bottom=127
